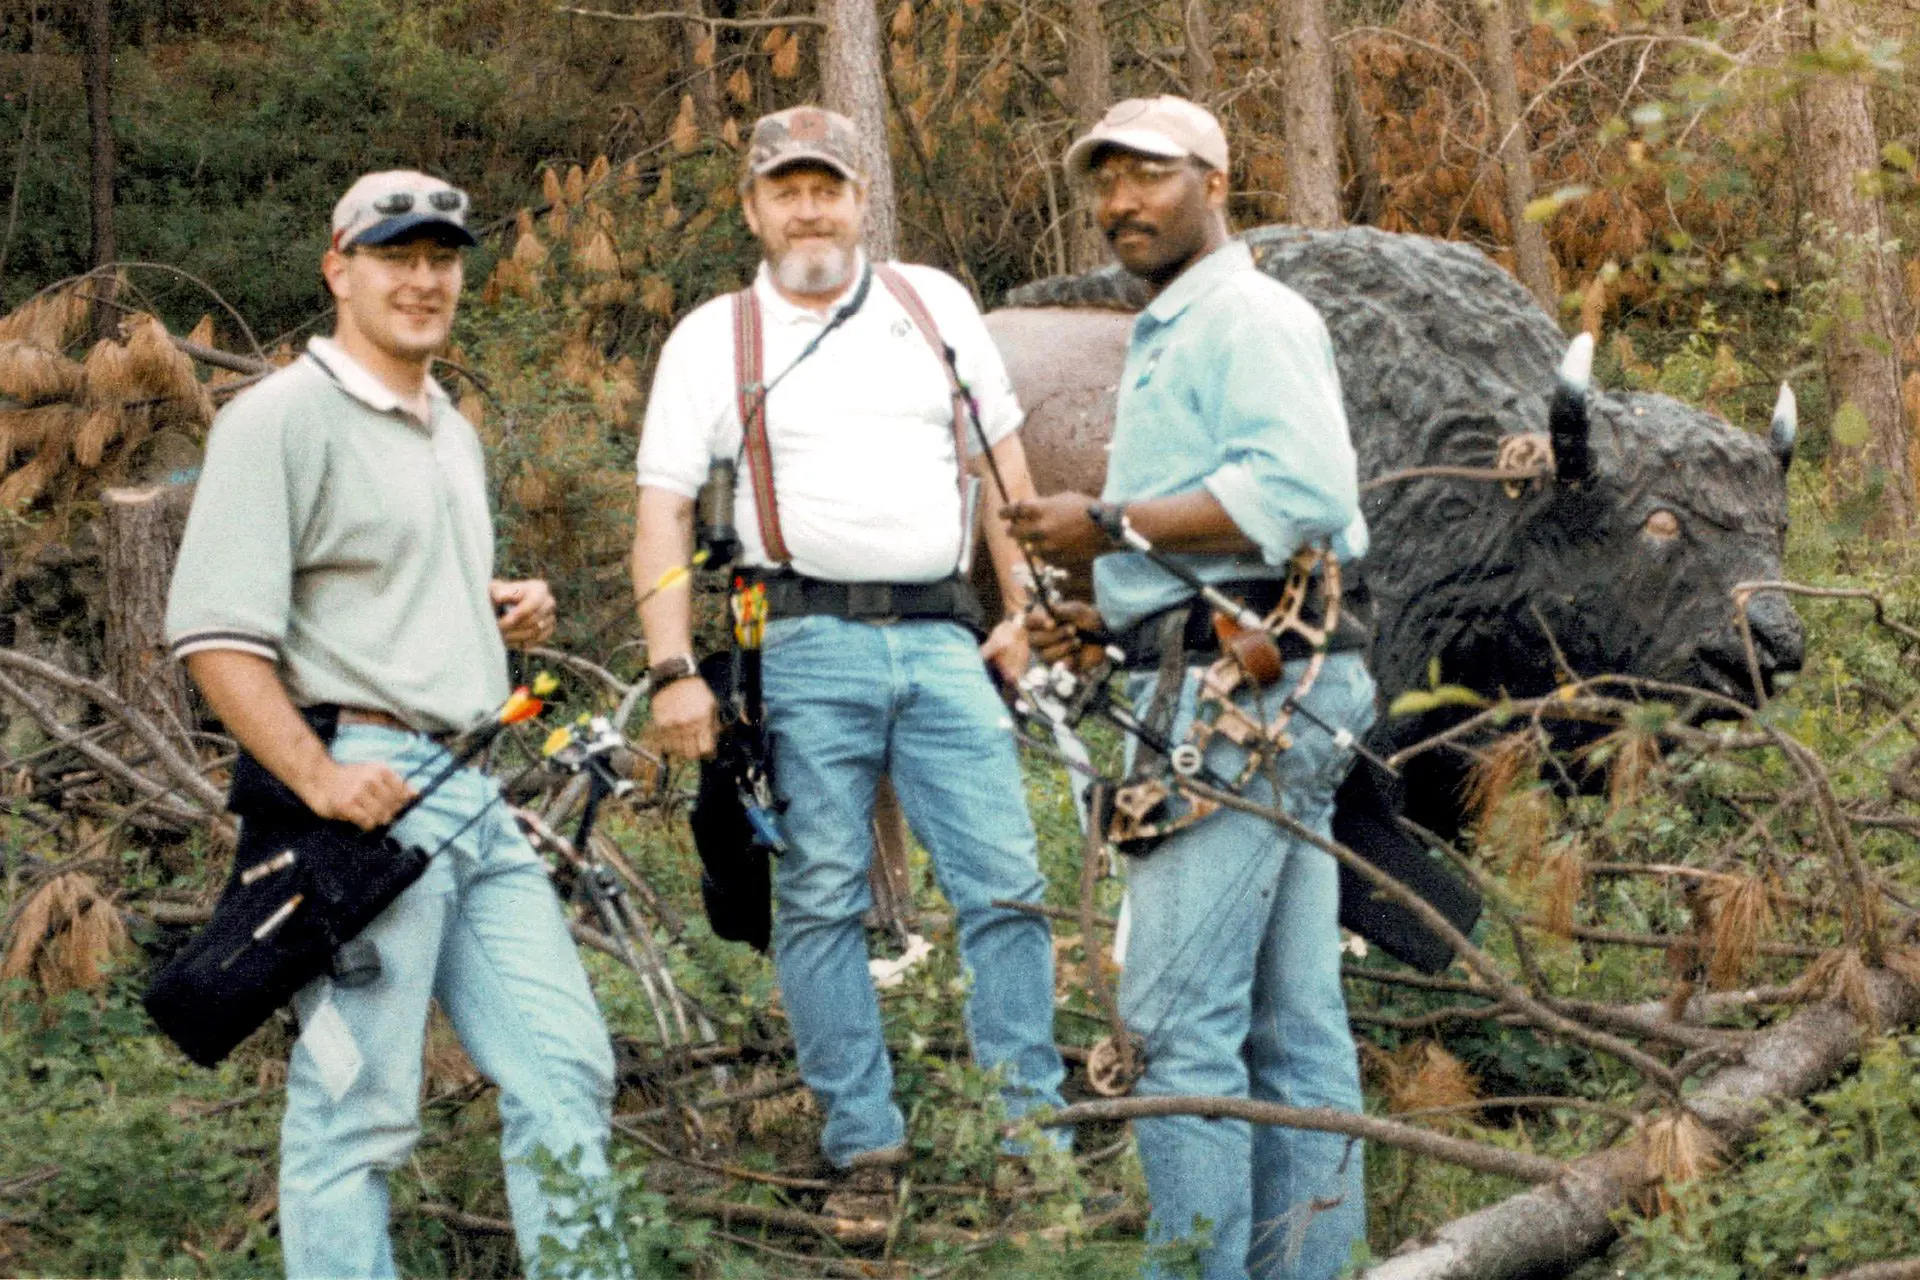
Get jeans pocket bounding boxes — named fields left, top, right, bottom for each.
left=761, top=613, right=830, bottom=658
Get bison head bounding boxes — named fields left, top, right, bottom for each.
left=998, top=225, right=1805, bottom=715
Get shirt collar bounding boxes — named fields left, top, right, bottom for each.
left=751, top=250, right=871, bottom=327
left=305, top=336, right=450, bottom=425
left=1141, top=239, right=1255, bottom=327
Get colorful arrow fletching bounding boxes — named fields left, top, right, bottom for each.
left=499, top=686, right=543, bottom=725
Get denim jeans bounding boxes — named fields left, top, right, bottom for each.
left=1122, top=652, right=1374, bottom=1280
left=278, top=726, right=620, bottom=1279
left=760, top=615, right=1068, bottom=1167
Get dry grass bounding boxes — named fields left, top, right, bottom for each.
left=422, top=1004, right=482, bottom=1095
left=0, top=287, right=91, bottom=350
left=1795, top=948, right=1880, bottom=1030
left=1634, top=1110, right=1725, bottom=1215
left=1378, top=1040, right=1481, bottom=1118
left=0, top=340, right=84, bottom=405
left=1585, top=723, right=1664, bottom=816
left=0, top=308, right=214, bottom=510
left=0, top=404, right=79, bottom=463
left=1, top=873, right=130, bottom=1001
left=1535, top=844, right=1588, bottom=938
left=1463, top=731, right=1540, bottom=831
left=1703, top=873, right=1776, bottom=990
left=1479, top=787, right=1556, bottom=871
left=745, top=1067, right=817, bottom=1140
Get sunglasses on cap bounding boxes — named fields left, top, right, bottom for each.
left=372, top=186, right=470, bottom=216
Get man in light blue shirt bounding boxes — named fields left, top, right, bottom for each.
left=1013, top=96, right=1374, bottom=1280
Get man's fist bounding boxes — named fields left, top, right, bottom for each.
left=303, top=760, right=417, bottom=832
left=1025, top=599, right=1110, bottom=671
left=645, top=677, right=719, bottom=761
left=491, top=579, right=557, bottom=648
left=1003, top=493, right=1110, bottom=565
left=980, top=616, right=1031, bottom=688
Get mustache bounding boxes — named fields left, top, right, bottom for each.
left=1104, top=219, right=1154, bottom=243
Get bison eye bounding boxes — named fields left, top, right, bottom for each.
left=1644, top=510, right=1681, bottom=540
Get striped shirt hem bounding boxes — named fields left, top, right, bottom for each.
left=170, top=630, right=279, bottom=663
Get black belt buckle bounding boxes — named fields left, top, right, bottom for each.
left=846, top=582, right=900, bottom=623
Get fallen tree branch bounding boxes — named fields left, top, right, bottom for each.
left=1828, top=1261, right=1920, bottom=1280
left=0, top=647, right=226, bottom=814
left=1186, top=782, right=1683, bottom=1093
left=668, top=1194, right=888, bottom=1245
left=0, top=667, right=215, bottom=833
left=1357, top=969, right=1920, bottom=1280
left=555, top=5, right=825, bottom=27
left=1039, top=1096, right=1565, bottom=1184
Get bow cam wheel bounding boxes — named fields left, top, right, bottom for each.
left=1086, top=1032, right=1146, bottom=1097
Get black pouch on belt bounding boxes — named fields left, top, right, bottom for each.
left=143, top=706, right=432, bottom=1068
left=687, top=651, right=779, bottom=953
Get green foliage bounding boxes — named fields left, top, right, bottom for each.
left=0, top=0, right=645, bottom=340
left=1617, top=1037, right=1920, bottom=1277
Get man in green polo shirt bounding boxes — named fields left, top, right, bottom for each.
left=166, top=170, right=624, bottom=1279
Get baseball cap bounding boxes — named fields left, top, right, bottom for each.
left=745, top=106, right=864, bottom=182
left=330, top=170, right=477, bottom=251
left=1064, top=96, right=1230, bottom=183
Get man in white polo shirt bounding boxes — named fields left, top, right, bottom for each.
left=632, top=106, right=1066, bottom=1198
left=166, top=171, right=622, bottom=1278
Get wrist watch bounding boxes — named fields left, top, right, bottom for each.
left=647, top=653, right=700, bottom=690
left=1087, top=501, right=1129, bottom=547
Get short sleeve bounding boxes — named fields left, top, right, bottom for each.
left=166, top=394, right=298, bottom=661
left=636, top=304, right=732, bottom=498
left=1197, top=285, right=1365, bottom=564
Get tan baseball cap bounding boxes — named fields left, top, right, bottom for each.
left=330, top=170, right=476, bottom=251
left=746, top=106, right=864, bottom=182
left=1064, top=96, right=1229, bottom=183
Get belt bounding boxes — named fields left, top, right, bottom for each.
left=1118, top=575, right=1372, bottom=671
left=749, top=573, right=985, bottom=633
left=335, top=706, right=455, bottom=745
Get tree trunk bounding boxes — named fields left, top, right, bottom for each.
left=1064, top=0, right=1112, bottom=272
left=1278, top=0, right=1342, bottom=229
left=101, top=486, right=192, bottom=745
left=820, top=0, right=898, bottom=259
left=680, top=0, right=720, bottom=131
left=1357, top=970, right=1920, bottom=1279
left=1336, top=48, right=1384, bottom=226
left=84, top=0, right=118, bottom=343
left=1794, top=0, right=1913, bottom=529
left=1478, top=0, right=1557, bottom=313
left=1184, top=0, right=1216, bottom=104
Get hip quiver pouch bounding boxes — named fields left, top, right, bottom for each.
left=687, top=651, right=776, bottom=953
left=143, top=706, right=431, bottom=1068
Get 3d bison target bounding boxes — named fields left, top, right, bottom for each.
left=988, top=225, right=1805, bottom=972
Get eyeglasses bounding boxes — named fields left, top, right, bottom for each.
left=371, top=187, right=469, bottom=217
left=1086, top=157, right=1193, bottom=197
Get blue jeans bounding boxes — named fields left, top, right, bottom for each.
left=761, top=615, right=1068, bottom=1167
left=1122, top=653, right=1374, bottom=1280
left=278, top=726, right=620, bottom=1279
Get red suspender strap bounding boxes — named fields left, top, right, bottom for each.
left=731, top=288, right=791, bottom=565
left=872, top=264, right=975, bottom=523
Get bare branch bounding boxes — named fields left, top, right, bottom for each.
left=1040, top=1095, right=1567, bottom=1184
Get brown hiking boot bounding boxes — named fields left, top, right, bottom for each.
left=820, top=1144, right=908, bottom=1222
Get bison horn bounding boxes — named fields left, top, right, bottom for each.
left=1771, top=382, right=1797, bottom=473
left=1549, top=332, right=1594, bottom=486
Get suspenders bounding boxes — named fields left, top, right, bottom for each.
left=728, top=264, right=978, bottom=569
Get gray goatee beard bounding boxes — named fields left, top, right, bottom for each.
left=773, top=243, right=856, bottom=296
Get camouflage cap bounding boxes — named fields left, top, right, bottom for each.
left=746, top=106, right=864, bottom=182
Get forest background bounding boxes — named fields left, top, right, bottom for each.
left=9, top=0, right=1920, bottom=1276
